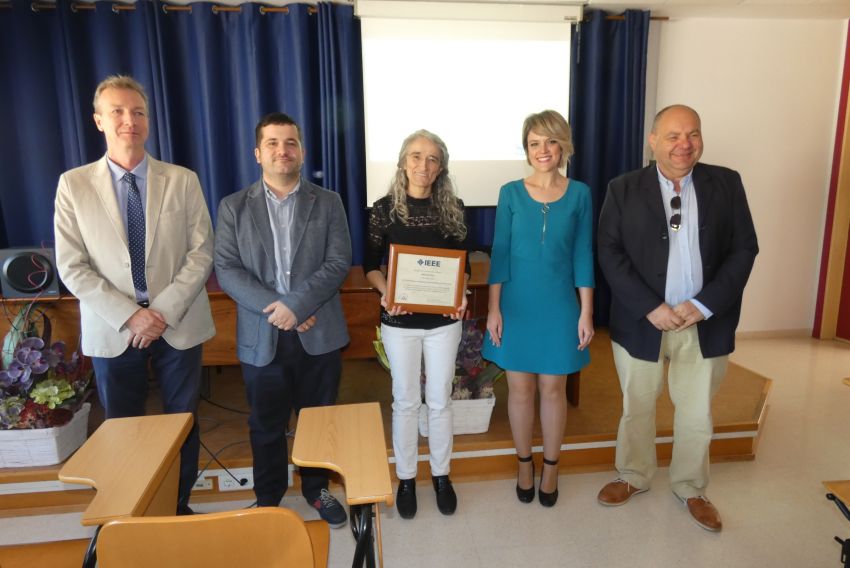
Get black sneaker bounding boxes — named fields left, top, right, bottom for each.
left=310, top=489, right=347, bottom=529
left=432, top=475, right=457, bottom=515
left=396, top=478, right=417, bottom=519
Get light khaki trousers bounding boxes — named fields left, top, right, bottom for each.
left=612, top=326, right=728, bottom=499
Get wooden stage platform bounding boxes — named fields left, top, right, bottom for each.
left=0, top=331, right=771, bottom=516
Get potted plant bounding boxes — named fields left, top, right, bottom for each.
left=374, top=318, right=505, bottom=435
left=0, top=304, right=92, bottom=467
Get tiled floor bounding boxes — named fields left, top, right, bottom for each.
left=3, top=335, right=850, bottom=567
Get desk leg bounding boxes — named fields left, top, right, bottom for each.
left=81, top=525, right=101, bottom=568
left=826, top=493, right=850, bottom=568
left=375, top=504, right=384, bottom=568
left=200, top=366, right=212, bottom=400
left=350, top=504, right=375, bottom=568
left=566, top=371, right=580, bottom=407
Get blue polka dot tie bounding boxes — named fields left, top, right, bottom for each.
left=124, top=172, right=148, bottom=292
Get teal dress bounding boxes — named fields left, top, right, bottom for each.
left=483, top=179, right=594, bottom=375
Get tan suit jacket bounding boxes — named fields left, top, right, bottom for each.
left=54, top=154, right=215, bottom=357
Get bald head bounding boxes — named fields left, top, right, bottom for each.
left=651, top=104, right=701, bottom=134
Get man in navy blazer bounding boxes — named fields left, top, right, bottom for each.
left=596, top=105, right=758, bottom=532
left=214, top=112, right=351, bottom=527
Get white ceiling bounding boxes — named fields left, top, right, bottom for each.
left=586, top=0, right=850, bottom=19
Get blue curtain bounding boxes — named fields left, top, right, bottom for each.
left=0, top=0, right=367, bottom=264
left=465, top=208, right=496, bottom=252
left=568, top=9, right=650, bottom=325
left=317, top=5, right=367, bottom=265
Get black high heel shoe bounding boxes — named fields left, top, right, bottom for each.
left=538, top=458, right=559, bottom=507
left=516, top=454, right=535, bottom=503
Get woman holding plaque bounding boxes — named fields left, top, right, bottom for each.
left=364, top=130, right=470, bottom=520
left=483, top=110, right=594, bottom=507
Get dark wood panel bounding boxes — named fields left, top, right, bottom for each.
left=0, top=262, right=491, bottom=365
left=0, top=300, right=81, bottom=350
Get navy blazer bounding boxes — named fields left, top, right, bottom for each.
left=597, top=163, right=759, bottom=362
left=214, top=178, right=352, bottom=365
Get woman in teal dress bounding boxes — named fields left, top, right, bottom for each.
left=483, top=110, right=594, bottom=507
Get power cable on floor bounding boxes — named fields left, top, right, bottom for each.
left=195, top=439, right=250, bottom=487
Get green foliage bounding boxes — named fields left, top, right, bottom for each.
left=29, top=378, right=75, bottom=409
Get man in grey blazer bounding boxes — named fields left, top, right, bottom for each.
left=54, top=75, right=215, bottom=515
left=214, top=112, right=351, bottom=527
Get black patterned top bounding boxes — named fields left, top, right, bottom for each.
left=364, top=194, right=471, bottom=329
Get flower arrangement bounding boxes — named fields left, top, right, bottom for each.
left=0, top=305, right=91, bottom=430
left=451, top=319, right=504, bottom=399
left=373, top=318, right=504, bottom=400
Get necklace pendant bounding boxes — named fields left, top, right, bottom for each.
left=541, top=203, right=549, bottom=244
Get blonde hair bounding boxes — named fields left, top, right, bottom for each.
left=522, top=110, right=574, bottom=168
left=93, top=75, right=149, bottom=114
left=387, top=130, right=466, bottom=240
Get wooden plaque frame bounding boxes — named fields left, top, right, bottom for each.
left=385, top=244, right=466, bottom=315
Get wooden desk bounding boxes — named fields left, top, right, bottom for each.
left=59, top=413, right=192, bottom=525
left=825, top=481, right=850, bottom=506
left=203, top=262, right=492, bottom=364
left=824, top=479, right=850, bottom=563
left=203, top=267, right=384, bottom=364
left=0, top=263, right=488, bottom=365
left=3, top=261, right=580, bottom=403
left=292, top=403, right=393, bottom=568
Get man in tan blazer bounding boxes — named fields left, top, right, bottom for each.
left=54, top=75, right=215, bottom=515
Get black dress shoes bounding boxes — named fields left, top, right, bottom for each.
left=538, top=458, right=559, bottom=507
left=432, top=475, right=457, bottom=515
left=396, top=478, right=417, bottom=519
left=516, top=455, right=535, bottom=503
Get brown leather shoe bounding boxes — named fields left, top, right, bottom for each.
left=597, top=479, right=648, bottom=506
left=683, top=496, right=723, bottom=532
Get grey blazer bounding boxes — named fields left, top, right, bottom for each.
left=214, top=179, right=351, bottom=366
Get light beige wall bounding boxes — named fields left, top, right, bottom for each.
left=653, top=18, right=847, bottom=332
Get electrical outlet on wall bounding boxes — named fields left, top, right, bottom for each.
left=193, top=476, right=213, bottom=491
left=217, top=468, right=254, bottom=492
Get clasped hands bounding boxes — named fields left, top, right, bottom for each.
left=646, top=300, right=704, bottom=332
left=263, top=301, right=316, bottom=333
left=126, top=308, right=167, bottom=349
left=127, top=299, right=317, bottom=349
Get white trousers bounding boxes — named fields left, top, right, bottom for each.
left=381, top=321, right=462, bottom=480
left=612, top=326, right=728, bottom=499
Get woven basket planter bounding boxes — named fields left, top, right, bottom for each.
left=418, top=396, right=495, bottom=437
left=0, top=402, right=90, bottom=467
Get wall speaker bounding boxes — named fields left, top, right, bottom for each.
left=0, top=248, right=61, bottom=299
